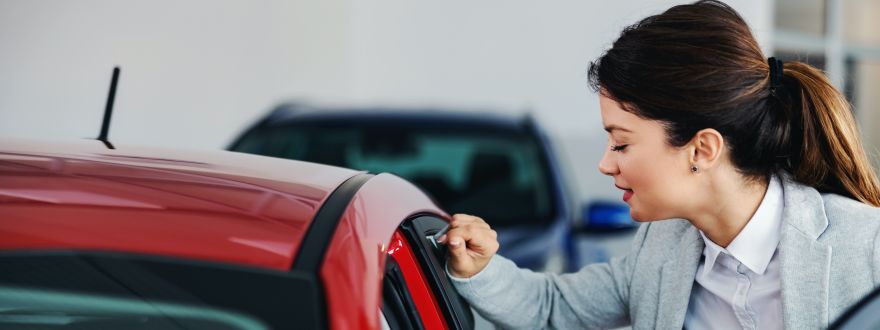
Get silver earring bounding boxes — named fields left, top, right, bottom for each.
left=691, top=165, right=698, bottom=173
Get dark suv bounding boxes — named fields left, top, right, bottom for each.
left=229, top=104, right=576, bottom=270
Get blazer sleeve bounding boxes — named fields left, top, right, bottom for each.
left=447, top=223, right=651, bottom=329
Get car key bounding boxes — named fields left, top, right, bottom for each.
left=426, top=224, right=450, bottom=249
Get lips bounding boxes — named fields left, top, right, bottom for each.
left=615, top=184, right=634, bottom=202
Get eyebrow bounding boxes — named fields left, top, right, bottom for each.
left=603, top=125, right=633, bottom=133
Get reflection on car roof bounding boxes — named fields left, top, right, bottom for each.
left=0, top=137, right=361, bottom=270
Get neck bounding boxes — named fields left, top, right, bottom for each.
left=689, top=174, right=769, bottom=248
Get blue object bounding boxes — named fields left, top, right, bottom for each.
left=582, top=201, right=637, bottom=231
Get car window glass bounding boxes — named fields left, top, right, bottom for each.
left=232, top=130, right=276, bottom=155
left=0, top=286, right=264, bottom=330
left=236, top=125, right=554, bottom=227
left=381, top=255, right=425, bottom=330
left=0, top=252, right=322, bottom=329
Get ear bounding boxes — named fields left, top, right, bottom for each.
left=688, top=129, right=724, bottom=171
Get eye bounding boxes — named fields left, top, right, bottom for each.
left=610, top=144, right=628, bottom=152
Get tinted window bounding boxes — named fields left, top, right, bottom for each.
left=234, top=124, right=554, bottom=227
left=382, top=256, right=424, bottom=330
left=0, top=251, right=322, bottom=329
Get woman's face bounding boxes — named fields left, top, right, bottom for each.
left=597, top=95, right=697, bottom=221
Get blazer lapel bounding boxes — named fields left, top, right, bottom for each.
left=655, top=224, right=703, bottom=329
left=778, top=173, right=832, bottom=329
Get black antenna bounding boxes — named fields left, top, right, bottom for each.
left=97, top=66, right=120, bottom=149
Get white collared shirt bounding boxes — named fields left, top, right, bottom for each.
left=684, top=175, right=784, bottom=330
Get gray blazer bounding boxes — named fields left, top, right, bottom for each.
left=449, top=174, right=880, bottom=329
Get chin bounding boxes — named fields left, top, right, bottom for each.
left=629, top=209, right=647, bottom=222
left=629, top=208, right=662, bottom=222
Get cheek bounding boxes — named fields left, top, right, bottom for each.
left=618, top=148, right=688, bottom=220
left=617, top=150, right=670, bottom=187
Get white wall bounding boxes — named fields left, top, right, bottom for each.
left=0, top=0, right=356, bottom=149
left=0, top=0, right=772, bottom=202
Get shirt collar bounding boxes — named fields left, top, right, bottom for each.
left=699, top=174, right=784, bottom=275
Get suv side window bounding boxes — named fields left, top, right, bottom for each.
left=232, top=125, right=556, bottom=227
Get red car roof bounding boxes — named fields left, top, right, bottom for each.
left=0, top=137, right=361, bottom=271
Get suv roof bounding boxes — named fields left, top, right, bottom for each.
left=0, top=137, right=361, bottom=271
left=251, top=103, right=535, bottom=130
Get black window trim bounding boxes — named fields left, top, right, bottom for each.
left=292, top=172, right=374, bottom=272
left=290, top=172, right=374, bottom=330
left=399, top=215, right=475, bottom=330
left=382, top=256, right=426, bottom=330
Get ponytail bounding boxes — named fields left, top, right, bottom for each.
left=783, top=62, right=880, bottom=206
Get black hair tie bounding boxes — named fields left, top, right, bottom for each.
left=768, top=57, right=784, bottom=95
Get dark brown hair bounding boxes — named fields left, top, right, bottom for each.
left=588, top=0, right=880, bottom=206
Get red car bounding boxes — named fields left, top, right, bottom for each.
left=0, top=137, right=474, bottom=329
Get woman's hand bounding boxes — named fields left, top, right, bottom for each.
left=438, top=214, right=500, bottom=278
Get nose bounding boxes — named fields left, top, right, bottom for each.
left=598, top=148, right=619, bottom=176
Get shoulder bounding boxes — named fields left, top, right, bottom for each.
left=822, top=192, right=880, bottom=215
left=821, top=193, right=880, bottom=233
left=817, top=193, right=880, bottom=261
left=818, top=193, right=880, bottom=285
left=778, top=172, right=880, bottom=238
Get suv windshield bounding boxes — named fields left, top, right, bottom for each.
left=233, top=124, right=555, bottom=227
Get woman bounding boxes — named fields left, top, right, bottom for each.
left=438, top=1, right=880, bottom=329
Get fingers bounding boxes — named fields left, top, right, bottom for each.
left=438, top=225, right=471, bottom=246
left=438, top=214, right=491, bottom=244
left=443, top=213, right=499, bottom=278
left=443, top=215, right=498, bottom=256
left=447, top=233, right=470, bottom=257
left=450, top=213, right=489, bottom=228
left=447, top=235, right=475, bottom=278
